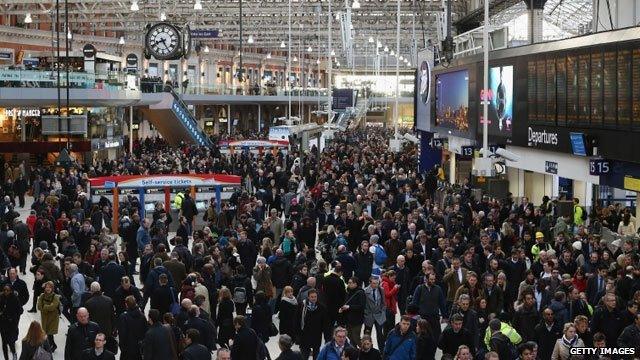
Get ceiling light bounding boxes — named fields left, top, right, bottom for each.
left=130, top=1, right=139, bottom=11
left=293, top=56, right=298, bottom=62
left=24, top=13, right=32, bottom=23
left=390, top=50, right=395, bottom=56
left=383, top=46, right=389, bottom=52
left=218, top=29, right=223, bottom=36
left=368, top=37, right=374, bottom=43
left=247, top=35, right=254, bottom=44
left=331, top=50, right=335, bottom=56
left=316, top=59, right=320, bottom=65
left=194, top=0, right=202, bottom=10
left=160, top=12, right=166, bottom=21
left=335, top=13, right=340, bottom=20
left=204, top=45, right=210, bottom=53
left=407, top=62, right=411, bottom=67
left=352, top=0, right=361, bottom=8
left=307, top=46, right=312, bottom=53
left=266, top=53, right=271, bottom=59
left=119, top=36, right=125, bottom=45
left=67, top=30, right=72, bottom=39
left=336, top=61, right=340, bottom=67
left=280, top=41, right=286, bottom=48
left=399, top=55, right=403, bottom=61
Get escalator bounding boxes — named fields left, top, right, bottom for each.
left=142, top=89, right=213, bottom=147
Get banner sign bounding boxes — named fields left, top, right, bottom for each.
left=218, top=140, right=289, bottom=148
left=191, top=29, right=219, bottom=39
left=0, top=48, right=14, bottom=61
left=89, top=174, right=242, bottom=189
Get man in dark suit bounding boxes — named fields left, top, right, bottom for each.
left=97, top=254, right=125, bottom=300
left=143, top=309, right=179, bottom=360
left=321, top=264, right=347, bottom=341
left=534, top=308, right=562, bottom=360
left=81, top=333, right=116, bottom=360
left=586, top=266, right=609, bottom=306
left=483, top=273, right=504, bottom=316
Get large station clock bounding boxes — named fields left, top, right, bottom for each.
left=144, top=22, right=191, bottom=60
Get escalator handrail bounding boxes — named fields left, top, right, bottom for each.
left=168, top=88, right=212, bottom=146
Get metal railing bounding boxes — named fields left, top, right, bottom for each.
left=0, top=68, right=130, bottom=90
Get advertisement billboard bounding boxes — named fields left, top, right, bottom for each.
left=487, top=65, right=514, bottom=138
left=415, top=48, right=434, bottom=132
left=435, top=69, right=469, bottom=131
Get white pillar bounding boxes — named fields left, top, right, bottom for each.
left=552, top=175, right=560, bottom=198
left=528, top=8, right=544, bottom=44
left=449, top=153, right=456, bottom=185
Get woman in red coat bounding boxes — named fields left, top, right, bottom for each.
left=381, top=270, right=400, bottom=337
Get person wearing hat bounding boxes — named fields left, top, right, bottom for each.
left=531, top=232, right=550, bottom=262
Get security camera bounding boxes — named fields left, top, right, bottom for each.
left=402, top=133, right=419, bottom=144
left=494, top=148, right=521, bottom=162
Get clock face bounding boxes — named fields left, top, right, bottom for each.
left=145, top=23, right=180, bottom=60
left=183, top=25, right=192, bottom=59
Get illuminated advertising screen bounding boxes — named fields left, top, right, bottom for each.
left=415, top=49, right=433, bottom=132
left=435, top=69, right=469, bottom=131
left=487, top=65, right=514, bottom=137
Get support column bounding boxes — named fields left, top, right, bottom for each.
left=449, top=153, right=456, bottom=185
left=112, top=188, right=119, bottom=234
left=636, top=192, right=640, bottom=223
left=258, top=104, right=262, bottom=131
left=227, top=104, right=232, bottom=134
left=527, top=0, right=546, bottom=44
left=164, top=187, right=171, bottom=213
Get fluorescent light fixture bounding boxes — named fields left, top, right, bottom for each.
left=280, top=41, right=286, bottom=48
left=119, top=36, right=125, bottom=45
left=194, top=0, right=202, bottom=10
left=307, top=46, right=312, bottom=53
left=160, top=12, right=166, bottom=21
left=247, top=35, right=254, bottom=44
left=130, top=1, right=139, bottom=11
left=24, top=13, right=33, bottom=23
left=352, top=0, right=361, bottom=9
left=204, top=45, right=210, bottom=53
left=368, top=37, right=374, bottom=43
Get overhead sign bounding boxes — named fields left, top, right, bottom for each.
left=191, top=29, right=219, bottom=39
left=431, top=138, right=446, bottom=149
left=460, top=145, right=475, bottom=158
left=89, top=174, right=242, bottom=189
left=569, top=132, right=587, bottom=156
left=82, top=44, right=97, bottom=59
left=126, top=53, right=138, bottom=66
left=589, top=159, right=610, bottom=176
left=545, top=161, right=558, bottom=174
left=624, top=176, right=640, bottom=192
left=0, top=48, right=14, bottom=61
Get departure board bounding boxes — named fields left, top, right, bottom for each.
left=633, top=49, right=640, bottom=126
left=536, top=60, right=546, bottom=122
left=557, top=57, right=567, bottom=126
left=567, top=55, right=579, bottom=124
left=618, top=49, right=631, bottom=127
left=603, top=51, right=616, bottom=126
left=546, top=58, right=557, bottom=123
left=578, top=54, right=591, bottom=125
left=528, top=61, right=537, bottom=122
left=591, top=52, right=603, bottom=126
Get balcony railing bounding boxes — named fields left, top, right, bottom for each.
left=0, top=68, right=131, bottom=90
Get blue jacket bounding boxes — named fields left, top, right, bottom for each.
left=383, top=329, right=417, bottom=360
left=317, top=341, right=353, bottom=360
left=136, top=226, right=150, bottom=251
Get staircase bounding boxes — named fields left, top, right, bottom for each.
left=143, top=89, right=213, bottom=147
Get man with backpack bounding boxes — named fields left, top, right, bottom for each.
left=488, top=319, right=517, bottom=360
left=369, top=235, right=386, bottom=276
left=573, top=198, right=586, bottom=229
left=383, top=315, right=417, bottom=360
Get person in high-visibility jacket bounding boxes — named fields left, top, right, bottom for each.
left=484, top=320, right=522, bottom=350
left=173, top=192, right=185, bottom=210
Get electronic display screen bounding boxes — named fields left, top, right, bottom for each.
left=618, top=49, right=631, bottom=126
left=527, top=61, right=536, bottom=123
left=570, top=132, right=587, bottom=156
left=435, top=70, right=469, bottom=131
left=556, top=57, right=567, bottom=126
left=486, top=65, right=513, bottom=136
left=603, top=51, right=616, bottom=126
left=416, top=49, right=433, bottom=132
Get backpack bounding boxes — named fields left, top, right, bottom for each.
left=490, top=333, right=517, bottom=360
left=281, top=238, right=295, bottom=255
left=32, top=345, right=53, bottom=360
left=580, top=206, right=587, bottom=221
left=373, top=244, right=387, bottom=266
left=255, top=332, right=271, bottom=360
left=233, top=287, right=247, bottom=304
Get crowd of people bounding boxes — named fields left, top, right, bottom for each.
left=0, top=127, right=638, bottom=360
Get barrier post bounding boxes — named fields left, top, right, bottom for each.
left=164, top=187, right=171, bottom=213
left=113, top=187, right=119, bottom=235
left=138, top=187, right=146, bottom=219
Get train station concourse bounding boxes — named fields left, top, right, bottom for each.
left=0, top=0, right=640, bottom=359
